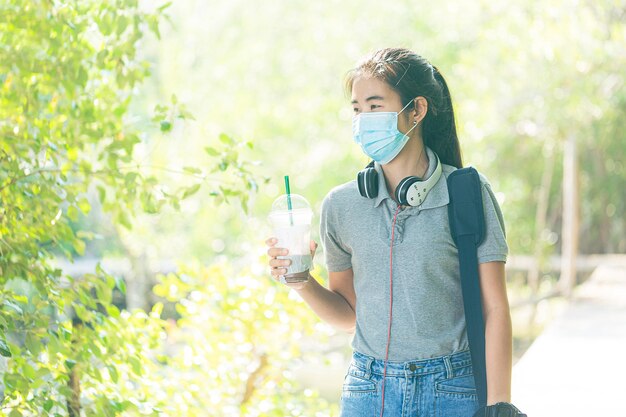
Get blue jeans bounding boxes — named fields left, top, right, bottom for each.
left=340, top=349, right=480, bottom=417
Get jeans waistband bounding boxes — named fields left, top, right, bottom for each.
left=350, top=349, right=473, bottom=377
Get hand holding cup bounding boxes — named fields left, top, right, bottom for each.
left=266, top=238, right=318, bottom=289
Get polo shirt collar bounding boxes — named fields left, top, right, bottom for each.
left=372, top=146, right=449, bottom=210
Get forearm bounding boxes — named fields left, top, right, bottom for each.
left=484, top=306, right=512, bottom=405
left=294, top=274, right=356, bottom=332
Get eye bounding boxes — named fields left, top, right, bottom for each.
left=353, top=107, right=360, bottom=114
left=370, top=104, right=382, bottom=111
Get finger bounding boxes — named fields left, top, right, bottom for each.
left=265, top=237, right=277, bottom=247
left=269, top=258, right=291, bottom=268
left=275, top=268, right=288, bottom=276
left=267, top=247, right=289, bottom=258
left=270, top=267, right=287, bottom=278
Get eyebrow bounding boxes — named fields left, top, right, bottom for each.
left=351, top=95, right=385, bottom=104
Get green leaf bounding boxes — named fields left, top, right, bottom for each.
left=218, top=133, right=234, bottom=145
left=183, top=166, right=202, bottom=175
left=9, top=408, right=22, bottom=417
left=160, top=120, right=172, bottom=132
left=116, top=210, right=133, bottom=230
left=204, top=146, right=220, bottom=157
left=65, top=359, right=77, bottom=370
left=115, top=276, right=126, bottom=295
left=73, top=238, right=86, bottom=256
left=182, top=183, right=201, bottom=199
left=158, top=1, right=173, bottom=12
left=25, top=333, right=41, bottom=356
left=247, top=179, right=258, bottom=191
left=106, top=304, right=120, bottom=318
left=74, top=304, right=91, bottom=323
left=60, top=326, right=72, bottom=341
left=44, top=399, right=54, bottom=412
left=3, top=300, right=23, bottom=315
left=151, top=302, right=164, bottom=317
left=23, top=362, right=36, bottom=380
left=95, top=280, right=112, bottom=304
left=129, top=355, right=142, bottom=375
left=97, top=185, right=106, bottom=202
left=0, top=338, right=12, bottom=357
left=77, top=230, right=95, bottom=240
left=77, top=198, right=91, bottom=214
left=67, top=205, right=79, bottom=222
left=4, top=374, right=18, bottom=390
left=108, top=365, right=119, bottom=383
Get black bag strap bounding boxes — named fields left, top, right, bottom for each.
left=447, top=167, right=488, bottom=407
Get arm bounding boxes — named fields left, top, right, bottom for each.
left=266, top=238, right=357, bottom=333
left=479, top=261, right=512, bottom=405
left=295, top=268, right=356, bottom=333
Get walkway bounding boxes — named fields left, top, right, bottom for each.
left=512, top=264, right=626, bottom=416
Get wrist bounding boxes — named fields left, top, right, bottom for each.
left=487, top=397, right=511, bottom=406
left=292, top=272, right=316, bottom=292
left=475, top=402, right=526, bottom=417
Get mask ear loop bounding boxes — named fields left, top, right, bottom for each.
left=399, top=97, right=424, bottom=137
left=397, top=98, right=415, bottom=115
left=397, top=98, right=420, bottom=137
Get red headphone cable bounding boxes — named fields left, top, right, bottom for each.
left=380, top=204, right=401, bottom=417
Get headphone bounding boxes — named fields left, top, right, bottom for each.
left=356, top=151, right=443, bottom=206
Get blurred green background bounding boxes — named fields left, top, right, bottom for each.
left=130, top=0, right=626, bottom=260
left=1, top=0, right=624, bottom=415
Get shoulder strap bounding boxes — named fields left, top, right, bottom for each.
left=447, top=167, right=488, bottom=407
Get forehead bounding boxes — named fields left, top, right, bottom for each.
left=351, top=76, right=400, bottom=102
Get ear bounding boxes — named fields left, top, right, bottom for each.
left=412, top=97, right=428, bottom=125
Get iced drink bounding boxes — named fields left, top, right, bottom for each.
left=268, top=194, right=313, bottom=283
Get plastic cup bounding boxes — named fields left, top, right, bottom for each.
left=268, top=194, right=313, bottom=283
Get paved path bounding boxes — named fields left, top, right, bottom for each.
left=512, top=264, right=626, bottom=416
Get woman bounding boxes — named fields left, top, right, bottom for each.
left=266, top=48, right=520, bottom=417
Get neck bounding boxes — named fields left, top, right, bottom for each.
left=381, top=138, right=429, bottom=203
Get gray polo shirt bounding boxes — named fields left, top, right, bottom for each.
left=319, top=146, right=508, bottom=361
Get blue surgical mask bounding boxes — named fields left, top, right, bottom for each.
left=352, top=99, right=418, bottom=165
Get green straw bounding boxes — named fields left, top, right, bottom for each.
left=284, top=175, right=294, bottom=226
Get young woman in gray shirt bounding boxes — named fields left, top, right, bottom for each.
left=266, top=47, right=521, bottom=417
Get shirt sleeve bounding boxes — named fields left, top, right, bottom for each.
left=319, top=192, right=352, bottom=272
left=477, top=180, right=509, bottom=264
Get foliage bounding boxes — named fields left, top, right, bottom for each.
left=453, top=0, right=626, bottom=255
left=0, top=1, right=274, bottom=416
left=150, top=260, right=338, bottom=416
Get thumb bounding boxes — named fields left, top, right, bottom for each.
left=310, top=240, right=318, bottom=258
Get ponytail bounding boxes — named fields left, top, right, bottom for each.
left=423, top=67, right=463, bottom=168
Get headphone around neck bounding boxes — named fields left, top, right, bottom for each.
left=356, top=152, right=443, bottom=207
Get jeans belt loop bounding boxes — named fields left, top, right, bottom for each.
left=443, top=355, right=453, bottom=379
left=364, top=355, right=374, bottom=379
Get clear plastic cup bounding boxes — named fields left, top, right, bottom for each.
left=268, top=194, right=313, bottom=283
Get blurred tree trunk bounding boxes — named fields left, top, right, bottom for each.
left=115, top=224, right=152, bottom=311
left=67, top=322, right=82, bottom=417
left=594, top=149, right=611, bottom=253
left=528, top=146, right=555, bottom=294
left=559, top=134, right=579, bottom=298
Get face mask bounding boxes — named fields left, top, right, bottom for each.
left=352, top=99, right=418, bottom=165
